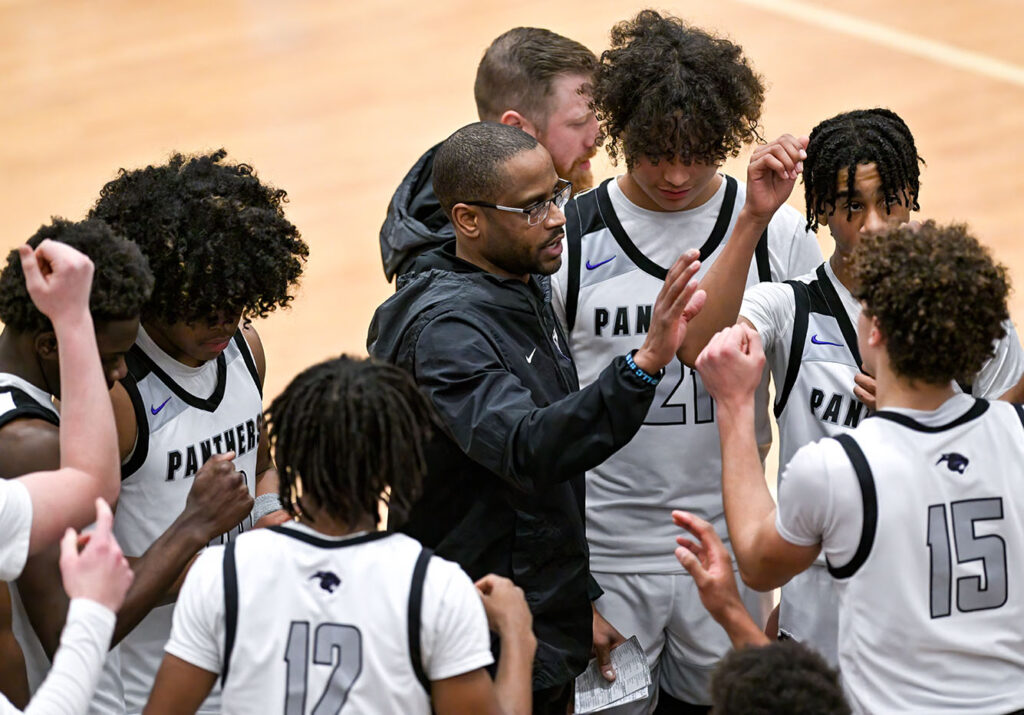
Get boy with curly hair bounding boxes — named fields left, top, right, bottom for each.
left=697, top=221, right=1024, bottom=713
left=88, top=150, right=308, bottom=713
left=550, top=11, right=821, bottom=711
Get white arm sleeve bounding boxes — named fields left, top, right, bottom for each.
left=0, top=599, right=117, bottom=715
left=776, top=439, right=863, bottom=568
left=972, top=319, right=1024, bottom=398
left=164, top=548, right=224, bottom=675
left=0, top=480, right=33, bottom=581
left=420, top=559, right=494, bottom=682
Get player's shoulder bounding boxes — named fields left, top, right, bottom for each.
left=0, top=417, right=60, bottom=478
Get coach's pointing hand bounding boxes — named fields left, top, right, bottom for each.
left=633, top=249, right=706, bottom=374
left=695, top=324, right=765, bottom=408
left=181, top=452, right=254, bottom=544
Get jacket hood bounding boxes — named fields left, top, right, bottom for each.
left=379, top=142, right=454, bottom=282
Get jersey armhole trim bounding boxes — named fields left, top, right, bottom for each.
left=0, top=389, right=59, bottom=430
left=221, top=541, right=238, bottom=687
left=754, top=227, right=771, bottom=282
left=119, top=372, right=151, bottom=480
left=408, top=546, right=433, bottom=695
left=774, top=281, right=809, bottom=418
left=564, top=198, right=583, bottom=334
left=233, top=330, right=263, bottom=398
left=827, top=434, right=878, bottom=579
left=1014, top=403, right=1024, bottom=432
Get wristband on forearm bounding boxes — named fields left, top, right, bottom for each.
left=251, top=493, right=284, bottom=522
left=625, top=350, right=662, bottom=386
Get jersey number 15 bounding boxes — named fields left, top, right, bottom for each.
left=926, top=497, right=1007, bottom=619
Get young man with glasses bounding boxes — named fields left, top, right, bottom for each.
left=369, top=121, right=707, bottom=714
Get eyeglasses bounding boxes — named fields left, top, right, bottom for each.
left=461, top=178, right=573, bottom=226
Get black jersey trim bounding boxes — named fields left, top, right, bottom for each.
left=233, top=331, right=263, bottom=398
left=872, top=398, right=989, bottom=433
left=267, top=525, right=393, bottom=549
left=754, top=227, right=772, bottom=283
left=1014, top=403, right=1024, bottom=432
left=593, top=175, right=738, bottom=280
left=118, top=371, right=151, bottom=480
left=814, top=264, right=862, bottom=369
left=408, top=546, right=434, bottom=694
left=221, top=540, right=239, bottom=687
left=827, top=434, right=878, bottom=579
left=774, top=281, right=810, bottom=418
left=0, top=386, right=60, bottom=430
left=127, top=337, right=229, bottom=413
left=565, top=196, right=583, bottom=333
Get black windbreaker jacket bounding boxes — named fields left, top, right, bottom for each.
left=378, top=143, right=453, bottom=282
left=367, top=245, right=658, bottom=690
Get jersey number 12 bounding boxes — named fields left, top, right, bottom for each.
left=284, top=621, right=362, bottom=713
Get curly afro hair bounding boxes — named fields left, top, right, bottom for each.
left=710, top=640, right=850, bottom=714
left=851, top=221, right=1009, bottom=385
left=89, top=149, right=308, bottom=325
left=0, top=217, right=154, bottom=335
left=591, top=10, right=764, bottom=168
left=804, top=108, right=923, bottom=232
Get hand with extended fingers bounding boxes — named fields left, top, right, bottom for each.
left=633, top=249, right=707, bottom=374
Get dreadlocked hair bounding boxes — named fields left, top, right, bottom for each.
left=803, top=108, right=923, bottom=232
left=266, top=355, right=441, bottom=528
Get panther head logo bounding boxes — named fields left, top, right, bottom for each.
left=310, top=571, right=341, bottom=593
left=936, top=453, right=969, bottom=474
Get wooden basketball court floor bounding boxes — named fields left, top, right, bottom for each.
left=2, top=0, right=1023, bottom=487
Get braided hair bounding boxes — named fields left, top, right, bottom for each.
left=266, top=356, right=440, bottom=528
left=803, top=108, right=923, bottom=232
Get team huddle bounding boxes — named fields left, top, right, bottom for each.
left=1, top=8, right=1023, bottom=715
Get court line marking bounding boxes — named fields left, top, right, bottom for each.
left=732, top=0, right=1024, bottom=89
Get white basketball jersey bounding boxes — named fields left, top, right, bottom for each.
left=552, top=176, right=823, bottom=572
left=165, top=526, right=493, bottom=715
left=830, top=400, right=1024, bottom=714
left=115, top=327, right=262, bottom=713
left=0, top=373, right=126, bottom=714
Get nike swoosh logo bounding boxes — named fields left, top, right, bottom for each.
left=526, top=348, right=537, bottom=363
left=585, top=256, right=615, bottom=270
left=151, top=397, right=171, bottom=415
left=810, top=334, right=843, bottom=347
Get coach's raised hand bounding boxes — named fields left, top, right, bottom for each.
left=632, top=249, right=706, bottom=374
left=182, top=452, right=254, bottom=543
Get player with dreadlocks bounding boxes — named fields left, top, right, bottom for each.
left=674, top=107, right=1024, bottom=666
left=84, top=149, right=308, bottom=713
left=550, top=11, right=822, bottom=711
left=144, top=355, right=537, bottom=715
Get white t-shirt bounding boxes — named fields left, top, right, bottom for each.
left=777, top=394, right=1024, bottom=714
left=164, top=525, right=493, bottom=714
left=0, top=479, right=32, bottom=582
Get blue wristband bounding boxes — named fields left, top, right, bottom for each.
left=624, top=350, right=662, bottom=386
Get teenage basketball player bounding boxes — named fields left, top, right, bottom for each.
left=696, top=221, right=1024, bottom=713
left=144, top=356, right=536, bottom=715
left=0, top=221, right=153, bottom=712
left=550, top=11, right=821, bottom=710
left=675, top=109, right=1024, bottom=664
left=89, top=149, right=309, bottom=713
left=0, top=239, right=134, bottom=714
